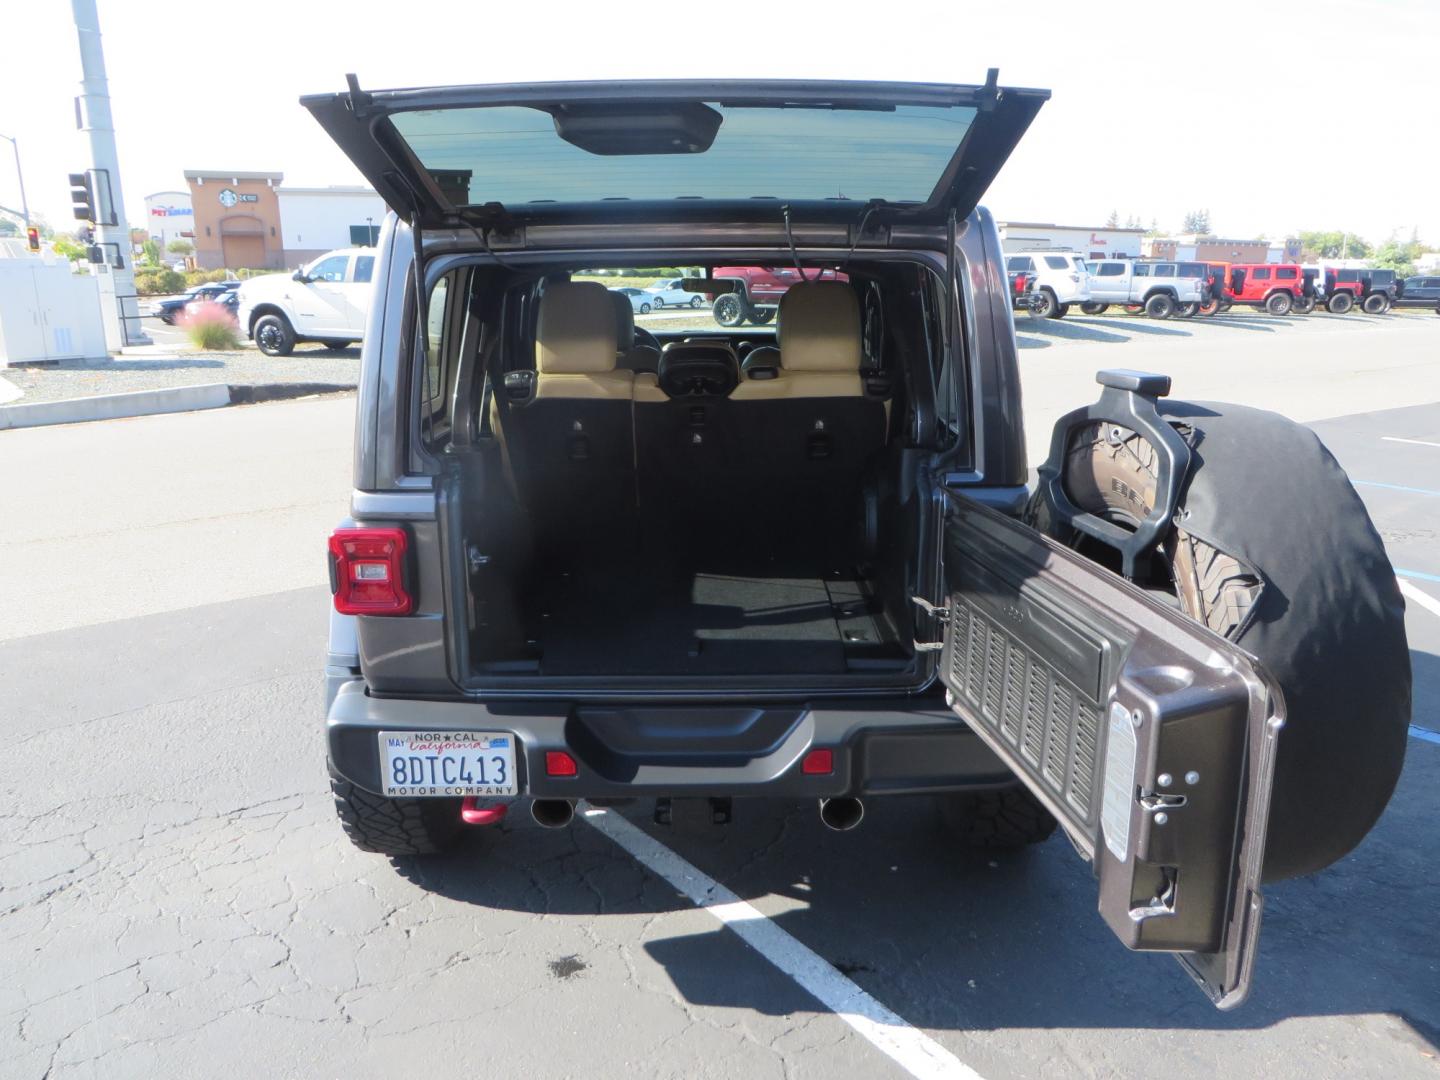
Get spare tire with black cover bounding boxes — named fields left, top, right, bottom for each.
left=1029, top=399, right=1409, bottom=882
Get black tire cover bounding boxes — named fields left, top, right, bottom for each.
left=1158, top=400, right=1410, bottom=882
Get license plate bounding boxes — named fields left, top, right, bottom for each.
left=378, top=731, right=517, bottom=797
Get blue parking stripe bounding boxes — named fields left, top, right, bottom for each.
left=1354, top=480, right=1440, bottom=498
left=1411, top=725, right=1440, bottom=746
left=1396, top=568, right=1440, bottom=583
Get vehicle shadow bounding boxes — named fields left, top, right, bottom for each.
left=1074, top=316, right=1191, bottom=338
left=1014, top=319, right=1134, bottom=344
left=398, top=646, right=1440, bottom=1044
left=1014, top=335, right=1053, bottom=350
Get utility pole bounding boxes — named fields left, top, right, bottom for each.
left=0, top=133, right=29, bottom=228
left=71, top=0, right=148, bottom=347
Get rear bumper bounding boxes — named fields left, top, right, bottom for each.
left=326, top=680, right=1015, bottom=799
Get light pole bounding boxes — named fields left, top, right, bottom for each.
left=0, top=132, right=29, bottom=228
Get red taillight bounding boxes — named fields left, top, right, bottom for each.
left=802, top=749, right=834, bottom=775
left=328, top=527, right=412, bottom=615
left=545, top=751, right=578, bottom=777
left=1014, top=273, right=1028, bottom=293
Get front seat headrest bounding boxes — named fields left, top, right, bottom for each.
left=657, top=341, right=739, bottom=398
left=535, top=281, right=618, bottom=374
left=778, top=281, right=862, bottom=372
left=609, top=290, right=636, bottom=352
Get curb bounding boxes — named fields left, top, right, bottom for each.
left=0, top=382, right=354, bottom=431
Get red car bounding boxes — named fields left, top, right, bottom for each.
left=1225, top=263, right=1306, bottom=315
left=711, top=265, right=847, bottom=326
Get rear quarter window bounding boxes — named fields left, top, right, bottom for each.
left=1254, top=268, right=1272, bottom=280
left=1276, top=267, right=1297, bottom=280
left=1043, top=255, right=1070, bottom=270
left=1094, top=262, right=1125, bottom=277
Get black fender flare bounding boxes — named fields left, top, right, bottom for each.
left=1157, top=400, right=1410, bottom=882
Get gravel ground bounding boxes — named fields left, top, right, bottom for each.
left=0, top=342, right=358, bottom=405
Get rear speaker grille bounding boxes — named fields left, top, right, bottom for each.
left=948, top=599, right=1100, bottom=824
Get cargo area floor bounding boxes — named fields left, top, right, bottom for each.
left=520, top=559, right=903, bottom=676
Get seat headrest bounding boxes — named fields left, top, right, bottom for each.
left=742, top=346, right=781, bottom=380
left=609, top=290, right=636, bottom=351
left=657, top=341, right=739, bottom=398
left=535, top=281, right=618, bottom=374
left=778, top=281, right=861, bottom=372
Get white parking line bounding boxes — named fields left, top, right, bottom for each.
left=1382, top=436, right=1440, bottom=449
left=1398, top=578, right=1440, bottom=621
left=579, top=803, right=984, bottom=1080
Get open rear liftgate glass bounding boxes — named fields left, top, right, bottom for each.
left=927, top=495, right=1284, bottom=1007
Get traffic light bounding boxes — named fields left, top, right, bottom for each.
left=69, top=172, right=94, bottom=222
left=26, top=226, right=40, bottom=252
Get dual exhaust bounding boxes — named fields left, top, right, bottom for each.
left=523, top=796, right=864, bottom=832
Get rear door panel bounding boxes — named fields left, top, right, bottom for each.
left=934, top=493, right=1283, bottom=1007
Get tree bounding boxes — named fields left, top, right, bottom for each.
left=1181, top=209, right=1211, bottom=234
left=1370, top=234, right=1424, bottom=278
left=51, top=235, right=86, bottom=262
left=141, top=238, right=162, bottom=266
left=166, top=239, right=193, bottom=256
left=1104, top=209, right=1119, bottom=228
left=1297, top=230, right=1371, bottom=261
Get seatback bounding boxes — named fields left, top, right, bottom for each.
left=728, top=281, right=888, bottom=561
left=504, top=281, right=634, bottom=554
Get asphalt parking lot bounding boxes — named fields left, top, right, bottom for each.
left=2, top=312, right=1438, bottom=1079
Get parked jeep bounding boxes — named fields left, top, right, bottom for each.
left=710, top=265, right=845, bottom=326
left=1223, top=263, right=1307, bottom=315
left=1004, top=251, right=1091, bottom=318
left=237, top=247, right=376, bottom=356
left=306, top=75, right=1409, bottom=1009
left=1357, top=269, right=1399, bottom=314
left=1080, top=258, right=1205, bottom=318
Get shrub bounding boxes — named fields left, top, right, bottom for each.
left=179, top=300, right=241, bottom=350
left=236, top=267, right=278, bottom=279
left=134, top=269, right=186, bottom=295
left=184, top=268, right=232, bottom=288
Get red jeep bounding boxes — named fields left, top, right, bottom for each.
left=1225, top=263, right=1306, bottom=315
left=711, top=265, right=847, bottom=326
left=1321, top=268, right=1364, bottom=314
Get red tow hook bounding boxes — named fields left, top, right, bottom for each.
left=460, top=797, right=508, bottom=826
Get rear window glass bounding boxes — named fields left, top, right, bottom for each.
left=390, top=102, right=978, bottom=207
left=1006, top=256, right=1033, bottom=272
left=1133, top=264, right=1150, bottom=277
left=1276, top=267, right=1297, bottom=280
left=1254, top=268, right=1271, bottom=280
left=1094, top=262, right=1125, bottom=277
left=1178, top=262, right=1206, bottom=276
left=1043, top=255, right=1070, bottom=270
left=1151, top=263, right=1177, bottom=275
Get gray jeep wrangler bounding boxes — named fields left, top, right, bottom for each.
left=309, top=74, right=1410, bottom=1008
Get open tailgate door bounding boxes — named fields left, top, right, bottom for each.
left=928, top=493, right=1284, bottom=1007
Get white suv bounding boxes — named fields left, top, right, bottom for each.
left=238, top=247, right=377, bottom=356
left=1005, top=251, right=1091, bottom=318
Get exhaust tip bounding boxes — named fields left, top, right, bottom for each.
left=819, top=797, right=864, bottom=832
left=530, top=798, right=575, bottom=829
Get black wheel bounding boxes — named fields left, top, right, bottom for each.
left=1265, top=291, right=1293, bottom=316
left=1051, top=302, right=1070, bottom=319
left=1177, top=302, right=1199, bottom=318
left=253, top=313, right=296, bottom=357
left=1079, top=301, right=1108, bottom=315
left=1199, top=298, right=1221, bottom=316
left=1218, top=301, right=1233, bottom=312
left=749, top=307, right=775, bottom=325
left=1143, top=293, right=1175, bottom=319
left=1292, top=296, right=1316, bottom=315
left=321, top=340, right=355, bottom=351
left=1029, top=415, right=1409, bottom=882
left=1327, top=291, right=1354, bottom=314
left=1362, top=293, right=1388, bottom=314
left=713, top=294, right=745, bottom=327
left=937, top=788, right=1057, bottom=850
left=1032, top=288, right=1058, bottom=318
left=330, top=770, right=462, bottom=855
left=689, top=295, right=703, bottom=308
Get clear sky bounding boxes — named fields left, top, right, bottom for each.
left=4, top=0, right=1437, bottom=244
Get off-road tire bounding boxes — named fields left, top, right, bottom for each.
left=749, top=307, right=776, bottom=325
left=1177, top=302, right=1199, bottom=318
left=1051, top=302, right=1070, bottom=319
left=1265, top=291, right=1293, bottom=316
left=1199, top=298, right=1220, bottom=316
left=330, top=771, right=463, bottom=855
left=254, top=313, right=296, bottom=357
left=1032, top=422, right=1262, bottom=638
left=1362, top=293, right=1389, bottom=314
left=1292, top=296, right=1316, bottom=315
left=320, top=340, right=354, bottom=351
left=1327, top=291, right=1354, bottom=314
left=1143, top=293, right=1175, bottom=319
left=937, top=787, right=1058, bottom=850
left=713, top=293, right=746, bottom=327
left=1080, top=301, right=1108, bottom=315
left=1033, top=288, right=1059, bottom=318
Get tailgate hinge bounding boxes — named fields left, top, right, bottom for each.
left=911, top=595, right=950, bottom=652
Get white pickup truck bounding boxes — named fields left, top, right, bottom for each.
left=237, top=247, right=377, bottom=356
left=1080, top=259, right=1207, bottom=319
